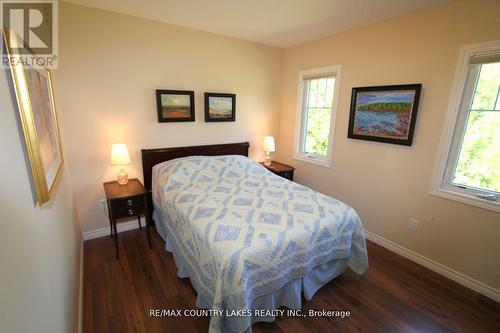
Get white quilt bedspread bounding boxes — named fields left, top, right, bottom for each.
left=152, top=155, right=368, bottom=332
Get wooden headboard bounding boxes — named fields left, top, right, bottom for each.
left=141, top=142, right=250, bottom=217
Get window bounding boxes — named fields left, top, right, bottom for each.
left=431, top=41, right=500, bottom=212
left=295, top=65, right=341, bottom=167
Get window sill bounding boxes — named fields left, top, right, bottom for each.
left=293, top=153, right=331, bottom=168
left=430, top=187, right=500, bottom=213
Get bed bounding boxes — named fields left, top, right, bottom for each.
left=141, top=142, right=368, bottom=333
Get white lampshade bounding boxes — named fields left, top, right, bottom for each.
left=110, top=144, right=131, bottom=166
left=263, top=136, right=276, bottom=152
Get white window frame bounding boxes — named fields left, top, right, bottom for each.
left=430, top=40, right=500, bottom=213
left=294, top=65, right=341, bottom=168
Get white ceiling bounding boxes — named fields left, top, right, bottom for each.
left=63, top=0, right=449, bottom=47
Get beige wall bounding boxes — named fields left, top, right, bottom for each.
left=0, top=67, right=81, bottom=330
left=56, top=3, right=283, bottom=233
left=2, top=1, right=498, bottom=330
left=54, top=0, right=499, bottom=296
left=279, top=0, right=500, bottom=290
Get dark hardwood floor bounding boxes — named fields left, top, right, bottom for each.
left=83, top=228, right=500, bottom=333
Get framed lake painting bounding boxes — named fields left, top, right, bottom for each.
left=348, top=84, right=422, bottom=146
left=205, top=93, right=236, bottom=122
left=156, top=89, right=195, bottom=122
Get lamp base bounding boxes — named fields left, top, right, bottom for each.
left=264, top=152, right=272, bottom=166
left=117, top=167, right=128, bottom=185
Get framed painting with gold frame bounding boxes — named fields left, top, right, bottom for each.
left=3, top=28, right=63, bottom=205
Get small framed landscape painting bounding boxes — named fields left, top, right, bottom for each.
left=156, top=90, right=195, bottom=122
left=348, top=84, right=422, bottom=146
left=205, top=93, right=236, bottom=122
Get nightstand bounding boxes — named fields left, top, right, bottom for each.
left=260, top=161, right=295, bottom=181
left=103, top=178, right=152, bottom=259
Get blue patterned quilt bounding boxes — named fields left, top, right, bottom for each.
left=152, top=155, right=368, bottom=332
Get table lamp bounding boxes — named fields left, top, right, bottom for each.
left=263, top=136, right=275, bottom=166
left=111, top=143, right=131, bottom=185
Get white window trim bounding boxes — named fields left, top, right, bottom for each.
left=293, top=65, right=341, bottom=168
left=429, top=40, right=500, bottom=213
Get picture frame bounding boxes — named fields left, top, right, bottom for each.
left=347, top=84, right=422, bottom=146
left=4, top=29, right=64, bottom=205
left=205, top=93, right=236, bottom=122
left=156, top=89, right=195, bottom=122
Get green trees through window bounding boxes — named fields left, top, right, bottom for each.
left=304, top=77, right=335, bottom=156
left=454, top=62, right=500, bottom=192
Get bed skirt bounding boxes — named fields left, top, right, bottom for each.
left=153, top=210, right=348, bottom=333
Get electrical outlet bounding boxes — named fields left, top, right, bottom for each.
left=99, top=199, right=109, bottom=217
left=408, top=218, right=418, bottom=231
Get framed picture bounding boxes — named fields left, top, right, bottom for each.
left=348, top=84, right=422, bottom=146
left=205, top=93, right=236, bottom=122
left=4, top=30, right=63, bottom=205
left=156, top=89, right=195, bottom=122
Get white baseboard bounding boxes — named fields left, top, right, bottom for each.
left=82, top=217, right=146, bottom=241
left=365, top=230, right=500, bottom=303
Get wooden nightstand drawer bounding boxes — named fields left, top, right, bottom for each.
left=112, top=196, right=145, bottom=210
left=279, top=170, right=294, bottom=181
left=112, top=204, right=144, bottom=219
